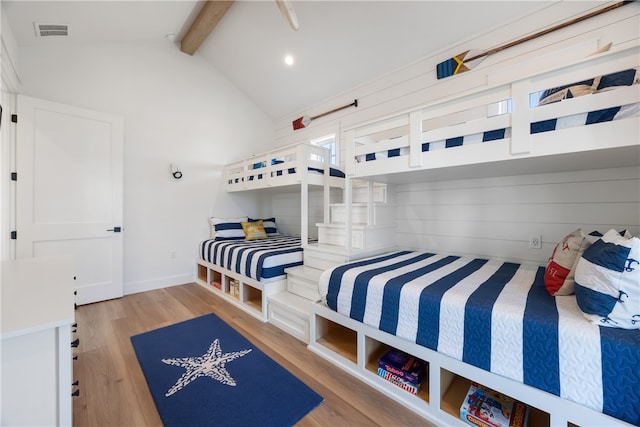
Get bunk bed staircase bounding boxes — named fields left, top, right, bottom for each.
left=267, top=179, right=396, bottom=342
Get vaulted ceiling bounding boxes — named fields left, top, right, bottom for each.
left=4, top=1, right=555, bottom=120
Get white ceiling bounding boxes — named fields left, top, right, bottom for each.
left=3, top=1, right=552, bottom=120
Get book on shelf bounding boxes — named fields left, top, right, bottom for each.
left=377, top=367, right=421, bottom=395
left=378, top=348, right=427, bottom=386
left=460, top=382, right=529, bottom=427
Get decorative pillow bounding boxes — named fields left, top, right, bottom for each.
left=209, top=216, right=247, bottom=240
left=574, top=229, right=640, bottom=329
left=241, top=220, right=268, bottom=241
left=537, top=78, right=596, bottom=106
left=248, top=217, right=279, bottom=236
left=594, top=67, right=638, bottom=93
left=544, top=229, right=586, bottom=296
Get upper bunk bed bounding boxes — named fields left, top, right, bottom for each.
left=343, top=46, right=639, bottom=183
left=225, top=142, right=345, bottom=192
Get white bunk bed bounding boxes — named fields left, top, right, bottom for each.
left=343, top=47, right=639, bottom=183
left=196, top=142, right=345, bottom=324
left=225, top=142, right=345, bottom=192
left=308, top=46, right=640, bottom=427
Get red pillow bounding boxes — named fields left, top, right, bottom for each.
left=544, top=229, right=586, bottom=296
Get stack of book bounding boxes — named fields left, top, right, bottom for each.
left=460, top=382, right=529, bottom=427
left=229, top=279, right=240, bottom=298
left=377, top=348, right=427, bottom=395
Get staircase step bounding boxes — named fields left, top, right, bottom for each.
left=329, top=203, right=395, bottom=225
left=285, top=265, right=323, bottom=282
left=284, top=265, right=322, bottom=301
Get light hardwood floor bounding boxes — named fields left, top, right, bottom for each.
left=72, top=283, right=436, bottom=426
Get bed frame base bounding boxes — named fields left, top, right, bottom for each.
left=308, top=302, right=633, bottom=427
left=195, top=259, right=286, bottom=322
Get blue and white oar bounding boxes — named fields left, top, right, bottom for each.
left=436, top=1, right=631, bottom=80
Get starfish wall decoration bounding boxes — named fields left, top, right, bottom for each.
left=161, top=338, right=252, bottom=397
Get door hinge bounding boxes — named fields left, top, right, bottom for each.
left=10, top=172, right=17, bottom=181
left=10, top=231, right=17, bottom=239
left=10, top=114, right=17, bottom=123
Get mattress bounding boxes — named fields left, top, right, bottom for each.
left=199, top=236, right=310, bottom=282
left=318, top=250, right=640, bottom=425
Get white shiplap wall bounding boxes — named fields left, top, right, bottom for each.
left=271, top=188, right=343, bottom=239
left=395, top=166, right=640, bottom=264
left=267, top=2, right=639, bottom=264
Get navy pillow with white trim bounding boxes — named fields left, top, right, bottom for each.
left=214, top=221, right=245, bottom=240
left=574, top=229, right=640, bottom=329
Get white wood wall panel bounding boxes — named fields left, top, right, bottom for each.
left=272, top=189, right=342, bottom=239
left=394, top=167, right=639, bottom=264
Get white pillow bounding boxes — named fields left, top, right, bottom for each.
left=574, top=229, right=640, bottom=329
left=208, top=217, right=247, bottom=239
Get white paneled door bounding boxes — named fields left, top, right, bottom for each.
left=16, top=95, right=123, bottom=305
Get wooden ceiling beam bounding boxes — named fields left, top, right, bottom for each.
left=180, top=1, right=235, bottom=56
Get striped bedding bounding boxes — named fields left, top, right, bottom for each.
left=318, top=250, right=640, bottom=425
left=199, top=236, right=309, bottom=282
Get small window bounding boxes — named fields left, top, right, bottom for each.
left=311, top=134, right=338, bottom=165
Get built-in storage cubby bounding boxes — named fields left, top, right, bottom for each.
left=314, top=316, right=357, bottom=364
left=364, top=335, right=429, bottom=404
left=195, top=259, right=285, bottom=322
left=440, top=370, right=550, bottom=426
left=243, top=285, right=262, bottom=311
left=309, top=302, right=630, bottom=427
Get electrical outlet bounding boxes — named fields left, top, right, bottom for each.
left=529, top=235, right=542, bottom=249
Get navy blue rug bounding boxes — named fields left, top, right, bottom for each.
left=131, top=313, right=323, bottom=427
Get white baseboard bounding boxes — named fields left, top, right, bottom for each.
left=125, top=273, right=195, bottom=296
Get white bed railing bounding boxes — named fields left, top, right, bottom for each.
left=344, top=46, right=640, bottom=179
left=225, top=142, right=343, bottom=192
left=224, top=142, right=346, bottom=247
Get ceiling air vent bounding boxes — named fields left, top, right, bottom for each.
left=34, top=23, right=69, bottom=37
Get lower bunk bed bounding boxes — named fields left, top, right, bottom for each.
left=196, top=233, right=310, bottom=322
left=308, top=250, right=639, bottom=427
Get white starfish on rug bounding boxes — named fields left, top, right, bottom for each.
left=161, top=338, right=252, bottom=397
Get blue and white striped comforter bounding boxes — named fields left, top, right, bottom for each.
left=319, top=251, right=640, bottom=425
left=199, top=236, right=308, bottom=282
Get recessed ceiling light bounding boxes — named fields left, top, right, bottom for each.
left=284, top=55, right=294, bottom=66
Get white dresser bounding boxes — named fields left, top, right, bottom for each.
left=1, top=256, right=75, bottom=427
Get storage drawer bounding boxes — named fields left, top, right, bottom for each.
left=317, top=226, right=364, bottom=248
left=304, top=248, right=348, bottom=270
